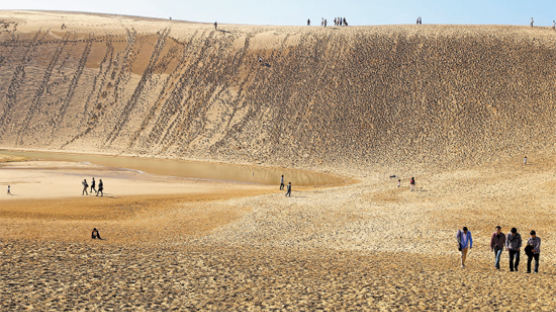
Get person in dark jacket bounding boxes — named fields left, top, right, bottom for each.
left=526, top=230, right=541, bottom=273
left=82, top=179, right=89, bottom=196
left=90, top=177, right=96, bottom=195
left=97, top=179, right=104, bottom=197
left=506, top=227, right=522, bottom=271
left=285, top=182, right=292, bottom=197
left=280, top=175, right=285, bottom=190
left=91, top=228, right=102, bottom=239
left=490, top=226, right=506, bottom=270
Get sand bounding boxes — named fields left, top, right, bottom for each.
left=0, top=10, right=555, bottom=311
left=1, top=151, right=555, bottom=311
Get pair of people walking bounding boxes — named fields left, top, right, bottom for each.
left=493, top=227, right=541, bottom=273
left=458, top=226, right=541, bottom=273
left=279, top=175, right=292, bottom=197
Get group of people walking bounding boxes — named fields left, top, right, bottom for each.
left=333, top=17, right=348, bottom=26
left=280, top=174, right=292, bottom=197
left=457, top=226, right=542, bottom=273
left=82, top=177, right=104, bottom=197
left=315, top=17, right=348, bottom=27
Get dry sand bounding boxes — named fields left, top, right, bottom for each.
left=0, top=10, right=555, bottom=311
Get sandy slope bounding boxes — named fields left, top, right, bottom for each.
left=0, top=10, right=555, bottom=311
left=0, top=10, right=554, bottom=170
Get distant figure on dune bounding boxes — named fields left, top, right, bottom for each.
left=285, top=182, right=292, bottom=197
left=523, top=156, right=527, bottom=165
left=214, top=21, right=217, bottom=30
left=91, top=228, right=102, bottom=239
left=490, top=226, right=505, bottom=270
left=410, top=177, right=415, bottom=191
left=280, top=174, right=285, bottom=190
left=416, top=16, right=422, bottom=25
left=82, top=179, right=88, bottom=196
left=343, top=17, right=348, bottom=26
left=397, top=179, right=401, bottom=188
left=456, top=226, right=473, bottom=268
left=553, top=20, right=555, bottom=30
left=530, top=17, right=534, bottom=27
left=506, top=227, right=522, bottom=272
left=7, top=184, right=10, bottom=195
left=307, top=18, right=311, bottom=26
left=90, top=177, right=97, bottom=195
left=97, top=179, right=104, bottom=197
left=526, top=230, right=541, bottom=273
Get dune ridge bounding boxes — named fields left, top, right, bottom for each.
left=0, top=11, right=554, bottom=171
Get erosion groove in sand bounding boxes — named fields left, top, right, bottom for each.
left=0, top=11, right=554, bottom=170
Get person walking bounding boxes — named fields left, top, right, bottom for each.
left=82, top=179, right=89, bottom=196
left=397, top=179, right=401, bottom=188
left=530, top=17, right=534, bottom=27
left=523, top=156, right=528, bottom=165
left=214, top=21, right=217, bottom=30
left=526, top=230, right=541, bottom=273
left=97, top=179, right=104, bottom=197
left=280, top=174, right=285, bottom=190
left=90, top=177, right=97, bottom=195
left=307, top=18, right=311, bottom=26
left=490, top=226, right=506, bottom=270
left=506, top=227, right=522, bottom=272
left=410, top=177, right=416, bottom=191
left=285, top=182, right=292, bottom=197
left=456, top=227, right=473, bottom=268
left=553, top=20, right=555, bottom=30
left=7, top=184, right=10, bottom=195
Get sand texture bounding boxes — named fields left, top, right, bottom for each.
left=0, top=10, right=555, bottom=311
left=0, top=10, right=554, bottom=170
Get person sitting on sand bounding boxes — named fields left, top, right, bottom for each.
left=97, top=179, right=104, bottom=197
left=410, top=177, right=416, bottom=191
left=90, top=177, right=96, bottom=195
left=456, top=226, right=473, bottom=268
left=506, top=227, right=522, bottom=272
left=526, top=230, right=541, bottom=273
left=91, top=228, right=102, bottom=239
left=285, top=182, right=292, bottom=197
left=280, top=174, right=285, bottom=190
left=490, top=226, right=505, bottom=270
left=82, top=179, right=88, bottom=196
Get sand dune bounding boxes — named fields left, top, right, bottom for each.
left=0, top=11, right=555, bottom=311
left=0, top=10, right=554, bottom=170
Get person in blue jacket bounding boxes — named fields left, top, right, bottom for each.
left=456, top=226, right=473, bottom=268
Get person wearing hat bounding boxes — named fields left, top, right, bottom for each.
left=526, top=230, right=541, bottom=273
